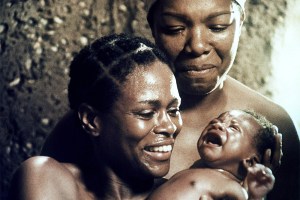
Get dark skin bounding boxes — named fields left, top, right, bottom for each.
left=148, top=110, right=277, bottom=200
left=41, top=0, right=298, bottom=199
left=196, top=110, right=269, bottom=181
left=148, top=169, right=250, bottom=200
left=10, top=61, right=183, bottom=200
left=147, top=166, right=275, bottom=200
left=149, top=110, right=276, bottom=200
left=150, top=0, right=298, bottom=199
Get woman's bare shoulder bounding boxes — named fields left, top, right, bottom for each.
left=9, top=156, right=80, bottom=200
left=18, top=156, right=78, bottom=178
left=226, top=76, right=298, bottom=146
left=225, top=77, right=291, bottom=120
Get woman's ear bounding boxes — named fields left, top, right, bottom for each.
left=78, top=103, right=102, bottom=137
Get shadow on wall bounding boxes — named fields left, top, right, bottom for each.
left=271, top=0, right=300, bottom=138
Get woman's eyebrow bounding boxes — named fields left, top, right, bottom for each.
left=161, top=12, right=190, bottom=23
left=207, top=11, right=234, bottom=20
left=137, top=98, right=180, bottom=107
left=161, top=11, right=234, bottom=22
left=168, top=98, right=180, bottom=107
left=138, top=100, right=161, bottom=107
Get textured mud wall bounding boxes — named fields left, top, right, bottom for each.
left=0, top=0, right=288, bottom=198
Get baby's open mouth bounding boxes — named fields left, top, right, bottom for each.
left=205, top=132, right=222, bottom=146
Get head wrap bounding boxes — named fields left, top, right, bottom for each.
left=144, top=0, right=246, bottom=12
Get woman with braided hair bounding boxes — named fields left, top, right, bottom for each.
left=9, top=33, right=276, bottom=200
left=41, top=0, right=299, bottom=199
left=9, top=33, right=183, bottom=200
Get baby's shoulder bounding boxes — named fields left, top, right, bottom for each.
left=170, top=168, right=214, bottom=183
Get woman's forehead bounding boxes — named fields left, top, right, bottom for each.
left=146, top=0, right=244, bottom=22
left=144, top=0, right=246, bottom=12
left=121, top=61, right=178, bottom=99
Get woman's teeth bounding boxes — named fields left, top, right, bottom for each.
left=146, top=145, right=172, bottom=152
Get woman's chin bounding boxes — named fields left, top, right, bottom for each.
left=147, top=165, right=170, bottom=178
left=177, top=80, right=218, bottom=96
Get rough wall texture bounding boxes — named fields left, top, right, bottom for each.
left=0, top=0, right=288, bottom=198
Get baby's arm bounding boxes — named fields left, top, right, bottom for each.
left=243, top=164, right=275, bottom=200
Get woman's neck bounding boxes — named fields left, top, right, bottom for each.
left=82, top=156, right=155, bottom=200
left=179, top=83, right=227, bottom=112
left=102, top=171, right=154, bottom=200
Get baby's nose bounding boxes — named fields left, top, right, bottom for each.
left=211, top=121, right=226, bottom=131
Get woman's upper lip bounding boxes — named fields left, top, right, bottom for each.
left=145, top=139, right=175, bottom=148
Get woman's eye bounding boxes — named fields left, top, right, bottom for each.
left=135, top=111, right=155, bottom=119
left=168, top=108, right=180, bottom=117
left=161, top=26, right=185, bottom=35
left=209, top=25, right=229, bottom=32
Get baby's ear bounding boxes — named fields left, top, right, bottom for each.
left=78, top=103, right=102, bottom=137
left=243, top=155, right=260, bottom=169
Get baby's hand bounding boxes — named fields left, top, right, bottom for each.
left=243, top=164, right=275, bottom=200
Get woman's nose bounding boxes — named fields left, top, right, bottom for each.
left=184, top=27, right=210, bottom=56
left=153, top=112, right=177, bottom=137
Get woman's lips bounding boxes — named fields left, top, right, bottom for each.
left=178, top=64, right=216, bottom=77
left=143, top=144, right=173, bottom=161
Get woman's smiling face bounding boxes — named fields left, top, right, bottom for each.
left=100, top=60, right=182, bottom=178
left=151, top=0, right=243, bottom=95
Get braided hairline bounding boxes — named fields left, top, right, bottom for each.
left=90, top=42, right=155, bottom=88
left=68, top=33, right=169, bottom=111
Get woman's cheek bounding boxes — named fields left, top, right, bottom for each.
left=128, top=120, right=154, bottom=138
left=135, top=120, right=147, bottom=130
left=211, top=31, right=234, bottom=51
left=157, top=35, right=182, bottom=61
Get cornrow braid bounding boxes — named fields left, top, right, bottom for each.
left=68, top=33, right=172, bottom=112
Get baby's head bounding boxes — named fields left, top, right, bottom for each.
left=198, top=109, right=276, bottom=180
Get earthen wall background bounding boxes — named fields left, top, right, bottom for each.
left=0, top=0, right=290, bottom=198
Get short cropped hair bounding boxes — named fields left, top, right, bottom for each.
left=244, top=110, right=277, bottom=162
left=68, top=33, right=172, bottom=112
